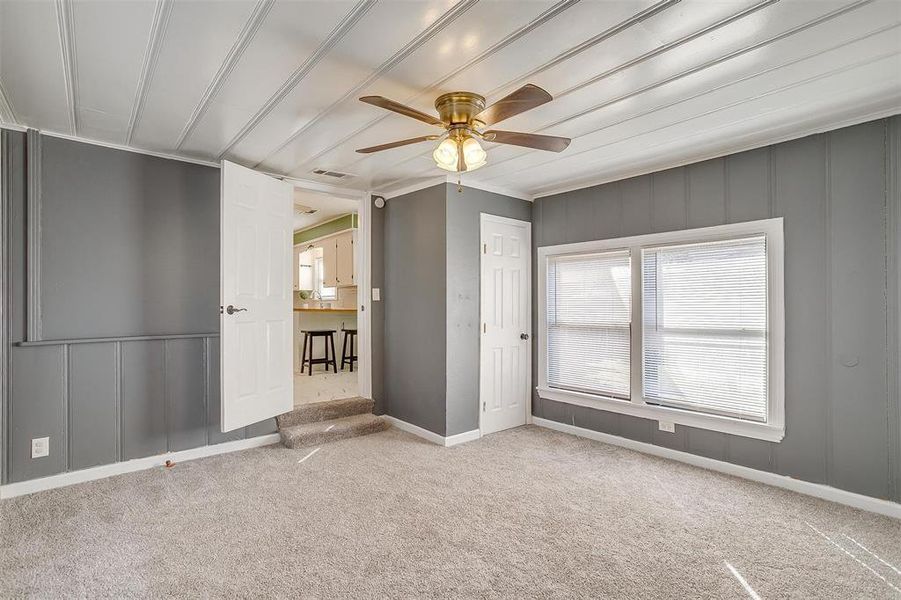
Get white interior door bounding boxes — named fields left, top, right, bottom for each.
left=221, top=161, right=294, bottom=432
left=480, top=214, right=531, bottom=436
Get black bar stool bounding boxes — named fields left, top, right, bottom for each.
left=341, top=329, right=358, bottom=372
left=300, top=330, right=337, bottom=376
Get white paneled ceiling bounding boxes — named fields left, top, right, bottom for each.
left=292, top=187, right=358, bottom=231
left=1, top=0, right=899, bottom=198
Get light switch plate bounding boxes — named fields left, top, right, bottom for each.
left=372, top=288, right=381, bottom=301
left=31, top=436, right=49, bottom=458
left=658, top=421, right=675, bottom=433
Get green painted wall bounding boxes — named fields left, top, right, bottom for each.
left=293, top=213, right=357, bottom=245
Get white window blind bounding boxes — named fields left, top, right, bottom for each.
left=546, top=250, right=631, bottom=398
left=642, top=236, right=768, bottom=421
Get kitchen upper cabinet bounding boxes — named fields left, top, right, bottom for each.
left=336, top=231, right=354, bottom=286
left=297, top=248, right=314, bottom=290
left=309, top=228, right=356, bottom=289
left=321, top=238, right=338, bottom=288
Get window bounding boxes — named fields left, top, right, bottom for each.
left=538, top=218, right=784, bottom=441
left=546, top=251, right=631, bottom=399
left=314, top=256, right=336, bottom=300
left=642, top=237, right=767, bottom=421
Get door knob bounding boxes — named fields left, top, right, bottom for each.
left=225, top=305, right=247, bottom=315
left=520, top=333, right=530, bottom=340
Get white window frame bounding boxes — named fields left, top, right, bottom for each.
left=537, top=218, right=785, bottom=442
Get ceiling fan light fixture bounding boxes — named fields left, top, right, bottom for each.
left=462, top=137, right=487, bottom=171
left=433, top=137, right=458, bottom=171
left=357, top=85, right=570, bottom=171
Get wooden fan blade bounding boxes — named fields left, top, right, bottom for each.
left=482, top=130, right=570, bottom=152
left=356, top=135, right=440, bottom=154
left=473, top=84, right=552, bottom=127
left=359, top=96, right=445, bottom=127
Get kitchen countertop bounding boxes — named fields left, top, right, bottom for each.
left=293, top=307, right=357, bottom=313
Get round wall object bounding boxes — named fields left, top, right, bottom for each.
left=373, top=196, right=386, bottom=209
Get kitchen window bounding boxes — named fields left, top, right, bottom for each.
left=314, top=256, right=337, bottom=300
left=537, top=218, right=784, bottom=441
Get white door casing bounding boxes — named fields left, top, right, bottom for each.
left=480, top=214, right=532, bottom=436
left=220, top=161, right=294, bottom=432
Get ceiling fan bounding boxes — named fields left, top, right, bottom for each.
left=355, top=84, right=570, bottom=173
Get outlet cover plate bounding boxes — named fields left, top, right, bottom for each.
left=31, top=437, right=50, bottom=458
left=658, top=421, right=675, bottom=433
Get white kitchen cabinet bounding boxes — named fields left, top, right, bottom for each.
left=293, top=246, right=315, bottom=290
left=298, top=248, right=314, bottom=290
left=312, top=228, right=356, bottom=289
left=321, top=238, right=338, bottom=287
left=336, top=231, right=354, bottom=286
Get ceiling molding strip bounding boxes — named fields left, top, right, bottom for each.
left=0, top=81, right=17, bottom=125
left=174, top=0, right=276, bottom=150
left=38, top=129, right=221, bottom=168
left=289, top=0, right=582, bottom=176
left=247, top=0, right=480, bottom=167
left=126, top=0, right=174, bottom=145
left=346, top=0, right=686, bottom=187
left=55, top=0, right=78, bottom=135
left=477, top=0, right=878, bottom=180
left=214, top=0, right=377, bottom=160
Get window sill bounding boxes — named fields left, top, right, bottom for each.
left=536, top=386, right=784, bottom=442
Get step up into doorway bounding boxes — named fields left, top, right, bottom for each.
left=276, top=397, right=389, bottom=449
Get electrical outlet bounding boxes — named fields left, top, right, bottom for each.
left=372, top=288, right=381, bottom=301
left=658, top=421, right=675, bottom=433
left=31, top=437, right=49, bottom=458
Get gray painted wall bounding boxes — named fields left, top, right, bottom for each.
left=445, top=184, right=531, bottom=436
left=379, top=183, right=530, bottom=437
left=532, top=116, right=901, bottom=502
left=1, top=130, right=275, bottom=485
left=382, top=184, right=447, bottom=435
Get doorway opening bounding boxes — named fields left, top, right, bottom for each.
left=291, top=186, right=363, bottom=406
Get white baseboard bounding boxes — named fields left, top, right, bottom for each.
left=384, top=416, right=481, bottom=447
left=445, top=428, right=482, bottom=446
left=533, top=417, right=900, bottom=520
left=0, top=434, right=282, bottom=499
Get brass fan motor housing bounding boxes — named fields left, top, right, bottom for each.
left=435, top=92, right=486, bottom=126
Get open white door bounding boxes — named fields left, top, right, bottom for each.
left=221, top=161, right=294, bottom=432
left=480, top=214, right=531, bottom=436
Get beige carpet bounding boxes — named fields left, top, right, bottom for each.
left=2, top=425, right=899, bottom=599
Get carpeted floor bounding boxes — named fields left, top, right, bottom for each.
left=2, top=425, right=899, bottom=599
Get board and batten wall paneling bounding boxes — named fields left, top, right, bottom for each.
left=1, top=129, right=275, bottom=485
left=8, top=345, right=66, bottom=482
left=165, top=338, right=207, bottom=452
left=68, top=342, right=118, bottom=470
left=533, top=115, right=901, bottom=502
